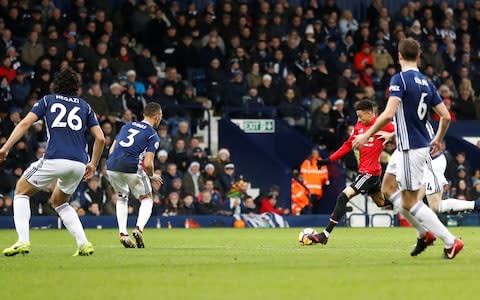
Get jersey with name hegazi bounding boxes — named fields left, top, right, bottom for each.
left=31, top=94, right=99, bottom=164
left=388, top=68, right=442, bottom=150
left=107, top=121, right=160, bottom=173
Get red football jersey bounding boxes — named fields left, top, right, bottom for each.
left=329, top=117, right=394, bottom=176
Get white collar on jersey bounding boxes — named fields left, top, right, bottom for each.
left=402, top=67, right=419, bottom=72
left=141, top=120, right=153, bottom=127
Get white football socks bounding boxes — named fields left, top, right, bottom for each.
left=439, top=198, right=474, bottom=213
left=55, top=203, right=89, bottom=248
left=400, top=207, right=427, bottom=238
left=136, top=198, right=153, bottom=232
left=116, top=195, right=129, bottom=235
left=13, top=195, right=31, bottom=243
left=410, top=202, right=455, bottom=248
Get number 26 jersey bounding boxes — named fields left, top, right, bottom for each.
left=107, top=121, right=160, bottom=173
left=31, top=94, right=99, bottom=164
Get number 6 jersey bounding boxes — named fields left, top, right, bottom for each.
left=388, top=68, right=442, bottom=150
left=31, top=94, right=99, bottom=164
left=107, top=120, right=160, bottom=173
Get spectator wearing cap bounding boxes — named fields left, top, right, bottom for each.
left=125, top=69, right=145, bottom=95
left=211, top=148, right=231, bottom=175
left=372, top=39, right=393, bottom=78
left=258, top=74, right=279, bottom=106
left=183, top=161, right=205, bottom=197
left=203, top=164, right=217, bottom=182
left=155, top=149, right=169, bottom=172
left=218, top=163, right=237, bottom=196
left=190, top=146, right=209, bottom=168
left=353, top=42, right=373, bottom=73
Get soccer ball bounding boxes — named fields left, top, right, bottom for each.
left=298, top=228, right=317, bottom=246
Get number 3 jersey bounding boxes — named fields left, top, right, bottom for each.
left=388, top=68, right=442, bottom=151
left=31, top=94, right=99, bottom=164
left=107, top=121, right=160, bottom=173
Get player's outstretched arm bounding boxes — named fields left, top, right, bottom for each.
left=353, top=97, right=400, bottom=148
left=430, top=102, right=451, bottom=156
left=84, top=125, right=105, bottom=180
left=0, top=112, right=38, bottom=161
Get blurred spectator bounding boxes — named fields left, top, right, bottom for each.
left=259, top=190, right=289, bottom=215
left=162, top=191, right=181, bottom=216
left=182, top=161, right=204, bottom=197
left=196, top=189, right=219, bottom=215
left=311, top=102, right=336, bottom=149
left=291, top=169, right=311, bottom=215
left=179, top=194, right=196, bottom=215
left=218, top=163, right=236, bottom=197
left=81, top=176, right=106, bottom=212
left=300, top=148, right=329, bottom=207
left=155, top=150, right=169, bottom=173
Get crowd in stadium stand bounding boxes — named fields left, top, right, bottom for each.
left=1, top=0, right=480, bottom=216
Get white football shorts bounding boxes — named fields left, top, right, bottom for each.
left=386, top=149, right=447, bottom=194
left=106, top=170, right=152, bottom=198
left=386, top=147, right=430, bottom=191
left=423, top=154, right=447, bottom=195
left=24, top=158, right=86, bottom=195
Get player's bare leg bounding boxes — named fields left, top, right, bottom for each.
left=403, top=190, right=463, bottom=259
left=3, top=177, right=37, bottom=256
left=133, top=193, right=154, bottom=248
left=310, top=186, right=357, bottom=245
left=52, top=186, right=93, bottom=256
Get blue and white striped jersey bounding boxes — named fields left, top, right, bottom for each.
left=31, top=94, right=99, bottom=164
left=107, top=121, right=160, bottom=173
left=388, top=68, right=442, bottom=150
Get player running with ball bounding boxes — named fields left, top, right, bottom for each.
left=309, top=99, right=394, bottom=244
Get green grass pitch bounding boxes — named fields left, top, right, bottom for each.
left=1, top=227, right=479, bottom=300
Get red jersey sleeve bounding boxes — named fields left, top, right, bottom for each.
left=381, top=122, right=395, bottom=133
left=329, top=125, right=357, bottom=161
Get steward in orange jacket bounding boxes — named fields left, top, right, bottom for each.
left=300, top=148, right=329, bottom=200
left=291, top=174, right=311, bottom=215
